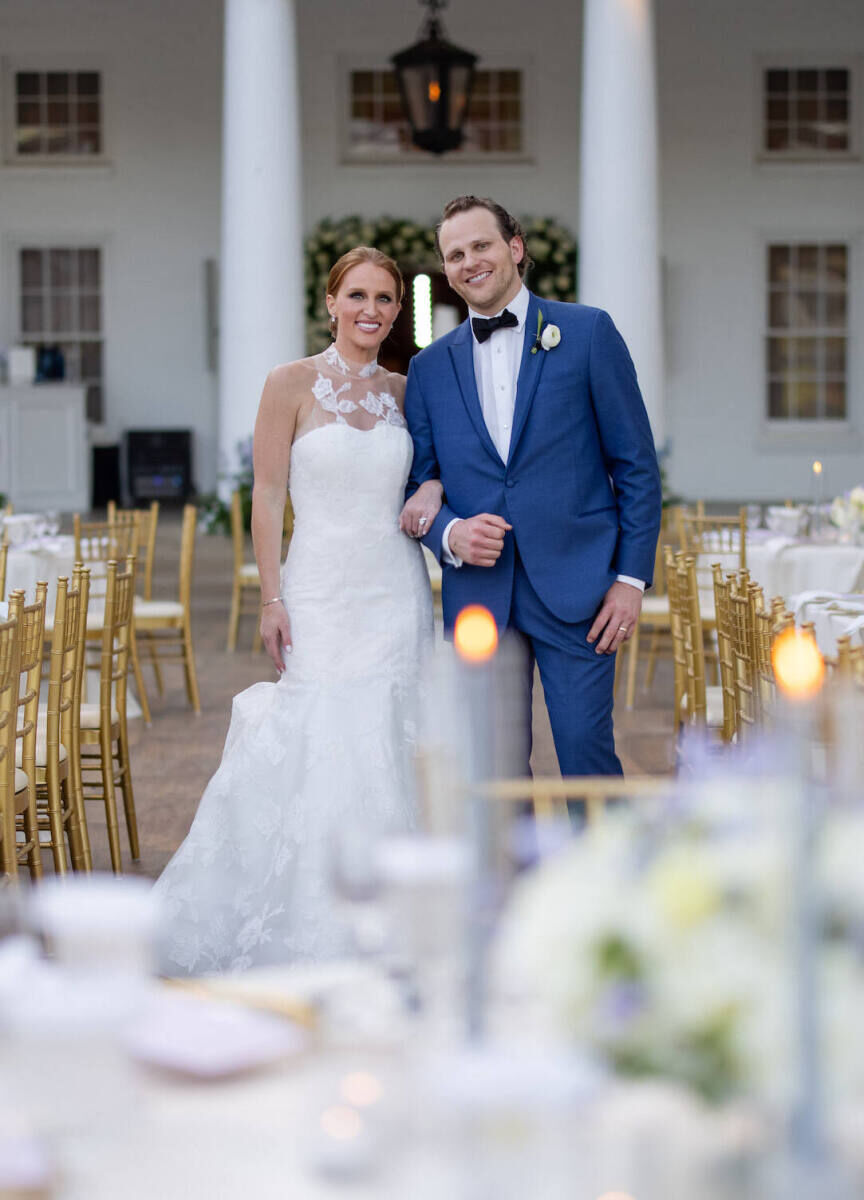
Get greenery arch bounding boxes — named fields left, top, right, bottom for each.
left=305, top=214, right=578, bottom=350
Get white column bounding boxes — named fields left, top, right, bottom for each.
left=218, top=0, right=304, bottom=490
left=578, top=0, right=664, bottom=445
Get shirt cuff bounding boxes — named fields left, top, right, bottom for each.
left=616, top=574, right=646, bottom=593
left=442, top=518, right=463, bottom=567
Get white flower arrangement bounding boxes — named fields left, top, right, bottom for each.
left=829, top=485, right=864, bottom=531
left=492, top=794, right=864, bottom=1107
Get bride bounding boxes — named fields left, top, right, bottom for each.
left=155, top=247, right=443, bottom=975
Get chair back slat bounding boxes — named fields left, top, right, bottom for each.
left=0, top=540, right=7, bottom=602
left=178, top=505, right=197, bottom=611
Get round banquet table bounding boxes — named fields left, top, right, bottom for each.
left=746, top=533, right=864, bottom=604
left=4, top=536, right=76, bottom=611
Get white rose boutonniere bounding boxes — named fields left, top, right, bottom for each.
left=531, top=310, right=562, bottom=354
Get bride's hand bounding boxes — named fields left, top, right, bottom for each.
left=400, top=480, right=444, bottom=539
left=260, top=600, right=293, bottom=673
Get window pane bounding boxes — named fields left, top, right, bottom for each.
left=21, top=249, right=43, bottom=288
left=824, top=245, right=847, bottom=284
left=825, top=132, right=849, bottom=151
left=796, top=69, right=819, bottom=92
left=768, top=337, right=792, bottom=371
left=825, top=337, right=846, bottom=373
left=47, top=101, right=70, bottom=124
left=796, top=337, right=819, bottom=372
left=826, top=97, right=849, bottom=122
left=796, top=97, right=818, bottom=121
left=78, top=294, right=101, bottom=332
left=766, top=98, right=788, bottom=121
left=78, top=249, right=100, bottom=287
left=768, top=291, right=789, bottom=327
left=797, top=381, right=819, bottom=418
left=766, top=69, right=789, bottom=93
left=796, top=244, right=820, bottom=277
left=499, top=71, right=520, bottom=94
left=80, top=341, right=102, bottom=378
left=46, top=72, right=69, bottom=96
left=17, top=101, right=40, bottom=124
left=791, top=292, right=819, bottom=325
left=49, top=249, right=74, bottom=288
left=86, top=383, right=103, bottom=423
left=76, top=72, right=100, bottom=96
left=75, top=128, right=101, bottom=154
left=51, top=294, right=74, bottom=332
left=769, top=245, right=791, bottom=282
left=76, top=100, right=99, bottom=124
left=46, top=131, right=73, bottom=154
left=765, top=125, right=789, bottom=151
left=16, top=72, right=40, bottom=97
left=825, top=69, right=848, bottom=91
left=16, top=129, right=41, bottom=155
left=825, top=292, right=846, bottom=327
left=824, top=381, right=846, bottom=419
left=21, top=296, right=44, bottom=334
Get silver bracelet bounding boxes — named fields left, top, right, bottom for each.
left=262, top=596, right=283, bottom=607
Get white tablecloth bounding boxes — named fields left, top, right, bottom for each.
left=747, top=535, right=864, bottom=603
left=5, top=536, right=75, bottom=609
left=792, top=592, right=864, bottom=657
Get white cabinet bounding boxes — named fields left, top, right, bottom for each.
left=0, top=385, right=90, bottom=512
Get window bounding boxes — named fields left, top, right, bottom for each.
left=10, top=69, right=102, bottom=161
left=347, top=67, right=524, bottom=160
left=766, top=243, right=847, bottom=421
left=19, top=247, right=104, bottom=421
left=762, top=66, right=853, bottom=158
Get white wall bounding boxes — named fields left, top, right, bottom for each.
left=658, top=0, right=864, bottom=501
left=0, top=0, right=222, bottom=491
left=1, top=0, right=862, bottom=501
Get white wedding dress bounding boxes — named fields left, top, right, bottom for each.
left=154, top=345, right=433, bottom=975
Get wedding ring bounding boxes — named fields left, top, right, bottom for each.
left=418, top=517, right=428, bottom=525
left=618, top=625, right=629, bottom=633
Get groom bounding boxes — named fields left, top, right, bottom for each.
left=405, top=195, right=662, bottom=776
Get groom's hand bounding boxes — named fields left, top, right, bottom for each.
left=587, top=581, right=643, bottom=655
left=449, top=515, right=512, bottom=567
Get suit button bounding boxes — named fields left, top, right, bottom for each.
left=505, top=478, right=516, bottom=488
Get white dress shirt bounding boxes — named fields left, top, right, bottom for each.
left=441, top=285, right=644, bottom=593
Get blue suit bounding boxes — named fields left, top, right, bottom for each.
left=405, top=291, right=662, bottom=776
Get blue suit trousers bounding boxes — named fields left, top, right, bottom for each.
left=507, top=548, right=622, bottom=779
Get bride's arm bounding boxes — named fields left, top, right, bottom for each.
left=252, top=366, right=297, bottom=672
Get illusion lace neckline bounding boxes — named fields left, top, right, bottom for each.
left=323, top=343, right=380, bottom=379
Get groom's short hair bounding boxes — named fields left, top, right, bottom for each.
left=436, top=196, right=533, bottom=278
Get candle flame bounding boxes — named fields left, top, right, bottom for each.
left=812, top=460, right=823, bottom=475
left=454, top=605, right=498, bottom=663
left=428, top=80, right=441, bottom=102
left=772, top=627, right=825, bottom=700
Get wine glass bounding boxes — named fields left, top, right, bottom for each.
left=44, top=509, right=60, bottom=538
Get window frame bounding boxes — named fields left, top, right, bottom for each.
left=754, top=53, right=862, bottom=165
left=2, top=55, right=111, bottom=168
left=3, top=234, right=110, bottom=424
left=338, top=53, right=535, bottom=166
left=757, top=229, right=862, bottom=450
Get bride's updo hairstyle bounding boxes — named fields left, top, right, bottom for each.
left=326, top=247, right=405, bottom=336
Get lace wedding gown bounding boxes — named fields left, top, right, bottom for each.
left=154, top=345, right=433, bottom=974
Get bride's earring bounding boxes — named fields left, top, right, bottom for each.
left=328, top=314, right=337, bottom=340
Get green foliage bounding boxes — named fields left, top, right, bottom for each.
left=305, top=214, right=578, bottom=351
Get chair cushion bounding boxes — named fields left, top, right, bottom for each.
left=16, top=736, right=68, bottom=768
left=640, top=595, right=669, bottom=616
left=134, top=598, right=183, bottom=620
left=79, top=702, right=120, bottom=728
left=239, top=563, right=259, bottom=580
left=14, top=768, right=29, bottom=794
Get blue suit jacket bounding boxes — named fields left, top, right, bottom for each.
left=405, top=292, right=662, bottom=631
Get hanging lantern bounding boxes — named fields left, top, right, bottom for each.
left=391, top=0, right=478, bottom=155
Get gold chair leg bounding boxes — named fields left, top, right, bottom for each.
left=96, top=730, right=123, bottom=874
left=129, top=630, right=152, bottom=726
left=61, top=771, right=87, bottom=873
left=227, top=580, right=241, bottom=652
left=21, top=784, right=43, bottom=880
left=116, top=716, right=140, bottom=862
left=69, top=737, right=92, bottom=871
left=145, top=631, right=164, bottom=696
left=182, top=619, right=201, bottom=714
left=625, top=620, right=641, bottom=711
left=44, top=767, right=68, bottom=874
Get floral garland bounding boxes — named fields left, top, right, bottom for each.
left=305, top=214, right=578, bottom=351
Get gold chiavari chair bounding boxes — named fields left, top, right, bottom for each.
left=35, top=572, right=91, bottom=873
left=483, top=775, right=670, bottom=825
left=0, top=615, right=23, bottom=878
left=0, top=540, right=7, bottom=601
left=676, top=554, right=724, bottom=734
left=712, top=564, right=738, bottom=743
left=676, top=506, right=748, bottom=572
left=729, top=590, right=758, bottom=739
left=619, top=530, right=672, bottom=709
left=665, top=545, right=688, bottom=730
left=73, top=510, right=151, bottom=724
left=227, top=489, right=261, bottom=652
left=132, top=504, right=201, bottom=716
left=754, top=608, right=777, bottom=720
left=8, top=584, right=48, bottom=879
left=79, top=557, right=140, bottom=873
left=108, top=501, right=160, bottom=601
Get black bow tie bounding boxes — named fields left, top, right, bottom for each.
left=471, top=309, right=519, bottom=344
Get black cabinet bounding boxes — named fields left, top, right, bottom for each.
left=125, top=429, right=194, bottom=505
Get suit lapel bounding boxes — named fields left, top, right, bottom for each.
left=448, top=321, right=503, bottom=465
left=508, top=292, right=548, bottom=464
